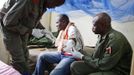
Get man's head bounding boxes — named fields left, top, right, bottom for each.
left=92, top=12, right=111, bottom=36
left=45, top=0, right=65, bottom=8
left=56, top=14, right=69, bottom=31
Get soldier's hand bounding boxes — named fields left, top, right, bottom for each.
left=72, top=50, right=84, bottom=59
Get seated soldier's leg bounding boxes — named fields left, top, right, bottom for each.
left=33, top=51, right=61, bottom=75
left=71, top=61, right=98, bottom=75
left=50, top=56, right=75, bottom=75
left=89, top=71, right=119, bottom=75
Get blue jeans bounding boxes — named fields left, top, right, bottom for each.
left=33, top=51, right=75, bottom=75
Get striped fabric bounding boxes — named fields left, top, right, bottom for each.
left=0, top=61, right=21, bottom=75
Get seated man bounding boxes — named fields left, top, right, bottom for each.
left=33, top=14, right=84, bottom=75
left=70, top=12, right=133, bottom=75
left=0, top=60, right=21, bottom=75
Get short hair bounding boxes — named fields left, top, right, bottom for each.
left=46, top=0, right=65, bottom=7
left=59, top=14, right=69, bottom=23
left=96, top=12, right=111, bottom=25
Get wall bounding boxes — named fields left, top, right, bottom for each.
left=112, top=21, right=134, bottom=50
left=40, top=12, right=52, bottom=30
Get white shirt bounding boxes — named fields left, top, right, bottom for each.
left=55, top=24, right=84, bottom=54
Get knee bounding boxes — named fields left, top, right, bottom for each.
left=70, top=61, right=79, bottom=70
left=37, top=52, right=48, bottom=61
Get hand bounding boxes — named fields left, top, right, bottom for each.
left=41, top=29, right=56, bottom=43
left=71, top=50, right=84, bottom=59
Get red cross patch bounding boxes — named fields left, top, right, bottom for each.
left=106, top=47, right=112, bottom=54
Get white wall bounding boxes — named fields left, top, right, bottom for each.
left=112, top=21, right=134, bottom=50
left=40, top=12, right=52, bottom=30
left=0, top=0, right=8, bottom=9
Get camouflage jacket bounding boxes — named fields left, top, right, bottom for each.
left=0, top=0, right=46, bottom=35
